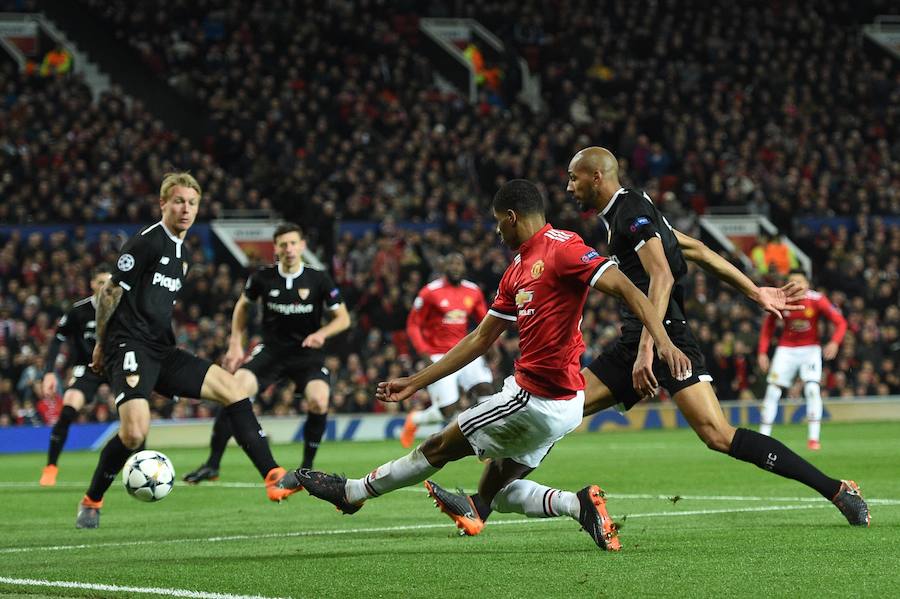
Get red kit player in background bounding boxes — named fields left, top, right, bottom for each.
left=758, top=270, right=847, bottom=449
left=400, top=253, right=493, bottom=447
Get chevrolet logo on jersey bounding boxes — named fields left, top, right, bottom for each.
left=515, top=289, right=533, bottom=307
left=152, top=272, right=182, bottom=292
left=442, top=308, right=467, bottom=325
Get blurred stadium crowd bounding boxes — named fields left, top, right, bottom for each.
left=0, top=0, right=897, bottom=426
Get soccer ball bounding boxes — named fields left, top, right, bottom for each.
left=122, top=450, right=175, bottom=502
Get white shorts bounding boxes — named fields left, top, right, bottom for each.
left=426, top=354, right=494, bottom=408
left=456, top=376, right=584, bottom=469
left=768, top=345, right=822, bottom=386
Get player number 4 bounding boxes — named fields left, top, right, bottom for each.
left=123, top=351, right=138, bottom=372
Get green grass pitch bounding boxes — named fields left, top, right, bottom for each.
left=1, top=421, right=898, bottom=598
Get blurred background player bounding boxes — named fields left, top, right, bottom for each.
left=183, top=223, right=350, bottom=483
left=78, top=173, right=297, bottom=529
left=39, top=264, right=112, bottom=486
left=400, top=252, right=493, bottom=447
left=758, top=269, right=848, bottom=449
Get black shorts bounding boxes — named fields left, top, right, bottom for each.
left=106, top=340, right=213, bottom=407
left=242, top=344, right=330, bottom=392
left=66, top=365, right=107, bottom=403
left=586, top=320, right=712, bottom=411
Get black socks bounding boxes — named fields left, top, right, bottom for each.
left=47, top=405, right=78, bottom=466
left=470, top=493, right=494, bottom=521
left=224, top=398, right=277, bottom=478
left=301, top=412, right=327, bottom=469
left=86, top=434, right=133, bottom=502
left=729, top=428, right=841, bottom=499
left=206, top=409, right=233, bottom=470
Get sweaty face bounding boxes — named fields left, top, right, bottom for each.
left=566, top=165, right=597, bottom=212
left=161, top=185, right=200, bottom=235
left=445, top=254, right=466, bottom=284
left=493, top=209, right=517, bottom=249
left=275, top=232, right=305, bottom=266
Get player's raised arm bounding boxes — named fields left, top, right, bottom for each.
left=592, top=264, right=691, bottom=382
left=674, top=230, right=805, bottom=318
left=377, top=313, right=508, bottom=403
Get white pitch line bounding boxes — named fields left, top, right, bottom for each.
left=0, top=502, right=840, bottom=556
left=0, top=576, right=290, bottom=599
left=4, top=481, right=899, bottom=506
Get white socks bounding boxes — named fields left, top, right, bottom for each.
left=491, top=479, right=580, bottom=519
left=411, top=402, right=446, bottom=426
left=344, top=448, right=438, bottom=504
left=760, top=384, right=783, bottom=436
left=804, top=382, right=822, bottom=442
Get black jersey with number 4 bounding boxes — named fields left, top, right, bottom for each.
left=244, top=264, right=344, bottom=354
left=107, top=221, right=190, bottom=354
left=54, top=296, right=98, bottom=366
left=599, top=187, right=688, bottom=328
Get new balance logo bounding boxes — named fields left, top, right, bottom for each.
left=152, top=272, right=182, bottom=292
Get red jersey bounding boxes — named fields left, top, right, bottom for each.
left=758, top=290, right=847, bottom=353
left=406, top=277, right=488, bottom=355
left=489, top=224, right=614, bottom=399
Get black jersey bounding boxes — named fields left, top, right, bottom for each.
left=106, top=221, right=190, bottom=354
left=54, top=296, right=98, bottom=366
left=599, top=187, right=688, bottom=328
left=243, top=264, right=345, bottom=353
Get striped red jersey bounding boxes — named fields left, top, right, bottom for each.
left=489, top=224, right=614, bottom=399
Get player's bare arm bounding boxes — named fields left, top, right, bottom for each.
left=90, top=278, right=123, bottom=373
left=633, top=237, right=675, bottom=397
left=302, top=303, right=350, bottom=349
left=224, top=293, right=252, bottom=373
left=674, top=230, right=805, bottom=318
left=377, top=314, right=508, bottom=403
left=592, top=265, right=691, bottom=382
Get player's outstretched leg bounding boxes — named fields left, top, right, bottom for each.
left=675, top=382, right=870, bottom=526
left=42, top=405, right=79, bottom=486
left=183, top=409, right=231, bottom=484
left=491, top=479, right=621, bottom=551
left=293, top=422, right=473, bottom=514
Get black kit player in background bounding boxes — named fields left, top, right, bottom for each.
left=427, top=147, right=868, bottom=535
left=76, top=172, right=301, bottom=529
left=39, top=265, right=113, bottom=486
left=183, top=223, right=350, bottom=483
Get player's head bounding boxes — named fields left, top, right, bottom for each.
left=445, top=252, right=466, bottom=285
left=159, top=172, right=201, bottom=237
left=492, top=179, right=546, bottom=250
left=90, top=264, right=112, bottom=293
left=273, top=222, right=306, bottom=267
left=788, top=269, right=809, bottom=288
left=567, top=146, right=621, bottom=211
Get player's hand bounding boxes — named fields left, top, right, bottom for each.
left=758, top=353, right=770, bottom=373
left=41, top=372, right=58, bottom=398
left=823, top=341, right=839, bottom=360
left=302, top=331, right=326, bottom=349
left=90, top=344, right=104, bottom=374
left=632, top=348, right=658, bottom=399
left=657, top=342, right=692, bottom=382
left=223, top=346, right=245, bottom=373
left=756, top=283, right=806, bottom=319
left=375, top=377, right=417, bottom=403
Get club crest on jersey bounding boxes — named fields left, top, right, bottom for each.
left=581, top=249, right=600, bottom=263
left=805, top=307, right=815, bottom=317
left=463, top=296, right=474, bottom=309
left=126, top=374, right=140, bottom=388
left=530, top=260, right=545, bottom=279
left=630, top=216, right=651, bottom=232
left=298, top=288, right=310, bottom=300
